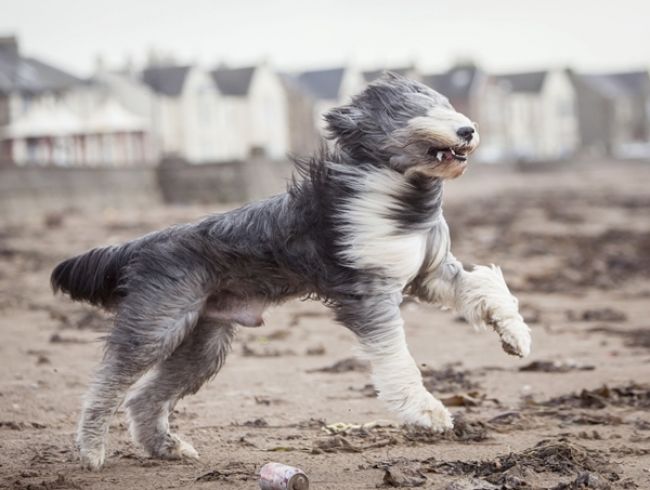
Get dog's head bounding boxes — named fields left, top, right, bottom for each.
left=325, top=73, right=479, bottom=179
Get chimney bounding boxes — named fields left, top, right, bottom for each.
left=0, top=35, right=19, bottom=59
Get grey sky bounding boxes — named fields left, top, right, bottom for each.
left=1, top=0, right=649, bottom=76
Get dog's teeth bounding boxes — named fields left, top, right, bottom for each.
left=436, top=151, right=443, bottom=162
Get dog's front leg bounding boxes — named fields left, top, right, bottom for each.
left=415, top=254, right=531, bottom=357
left=335, top=293, right=453, bottom=431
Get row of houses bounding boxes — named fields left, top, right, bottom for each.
left=1, top=36, right=649, bottom=166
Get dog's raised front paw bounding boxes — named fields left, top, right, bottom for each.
left=399, top=390, right=454, bottom=432
left=497, top=318, right=531, bottom=358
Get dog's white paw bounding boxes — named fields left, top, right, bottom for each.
left=497, top=318, right=531, bottom=358
left=155, top=434, right=199, bottom=461
left=399, top=390, right=454, bottom=432
left=79, top=445, right=105, bottom=471
left=176, top=437, right=199, bottom=461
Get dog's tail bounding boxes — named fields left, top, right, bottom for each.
left=51, top=243, right=135, bottom=308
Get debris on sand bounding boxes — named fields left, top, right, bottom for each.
left=440, top=392, right=497, bottom=407
left=404, top=414, right=489, bottom=443
left=73, top=310, right=112, bottom=331
left=550, top=472, right=613, bottom=490
left=446, top=414, right=489, bottom=442
left=310, top=417, right=491, bottom=455
left=519, top=359, right=595, bottom=373
left=27, top=350, right=52, bottom=365
left=538, top=386, right=610, bottom=409
left=376, top=459, right=427, bottom=487
left=543, top=201, right=585, bottom=225
left=322, top=421, right=389, bottom=435
left=351, top=383, right=378, bottom=398
left=289, top=418, right=326, bottom=430
left=242, top=343, right=295, bottom=358
left=487, top=411, right=532, bottom=432
left=264, top=329, right=292, bottom=341
left=538, top=383, right=650, bottom=410
left=588, top=326, right=650, bottom=350
left=311, top=435, right=362, bottom=453
left=575, top=430, right=603, bottom=440
left=289, top=309, right=330, bottom=327
left=567, top=308, right=627, bottom=323
left=43, top=212, right=65, bottom=229
left=487, top=411, right=537, bottom=432
left=0, top=246, right=47, bottom=272
left=243, top=418, right=269, bottom=427
left=254, top=396, right=285, bottom=406
left=36, top=305, right=112, bottom=332
left=538, top=409, right=624, bottom=427
left=609, top=445, right=650, bottom=456
left=443, top=478, right=499, bottom=490
left=307, top=357, right=369, bottom=373
left=11, top=473, right=83, bottom=490
left=196, top=462, right=257, bottom=482
left=48, top=333, right=88, bottom=344
left=560, top=412, right=623, bottom=426
left=0, top=421, right=46, bottom=430
left=44, top=303, right=112, bottom=332
left=426, top=438, right=619, bottom=489
left=525, top=439, right=616, bottom=476
left=633, top=418, right=650, bottom=431
left=305, top=345, right=326, bottom=356
left=314, top=422, right=399, bottom=451
left=420, top=364, right=481, bottom=394
left=36, top=355, right=50, bottom=365
left=519, top=229, right=650, bottom=292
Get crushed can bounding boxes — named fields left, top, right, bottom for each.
left=259, top=462, right=309, bottom=490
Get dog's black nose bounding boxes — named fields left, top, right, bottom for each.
left=457, top=126, right=475, bottom=141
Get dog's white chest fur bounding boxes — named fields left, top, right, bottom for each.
left=338, top=169, right=432, bottom=287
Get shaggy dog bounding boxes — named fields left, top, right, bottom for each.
left=51, top=74, right=531, bottom=470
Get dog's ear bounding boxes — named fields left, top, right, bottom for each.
left=323, top=105, right=363, bottom=141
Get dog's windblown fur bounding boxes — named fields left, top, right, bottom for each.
left=51, top=74, right=531, bottom=470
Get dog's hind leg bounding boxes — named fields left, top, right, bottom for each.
left=77, top=300, right=203, bottom=470
left=125, top=317, right=235, bottom=461
left=335, top=293, right=453, bottom=432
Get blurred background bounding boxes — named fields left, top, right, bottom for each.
left=0, top=0, right=649, bottom=219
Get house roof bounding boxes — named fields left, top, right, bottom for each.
left=494, top=71, right=548, bottom=93
left=362, top=67, right=413, bottom=83
left=579, top=74, right=628, bottom=99
left=608, top=71, right=650, bottom=94
left=296, top=68, right=345, bottom=100
left=422, top=65, right=480, bottom=99
left=210, top=66, right=256, bottom=96
left=141, top=65, right=191, bottom=96
left=0, top=38, right=82, bottom=94
left=576, top=71, right=650, bottom=99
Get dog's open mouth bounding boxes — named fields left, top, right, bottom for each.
left=427, top=146, right=468, bottom=163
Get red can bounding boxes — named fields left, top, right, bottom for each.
left=259, top=462, right=309, bottom=490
